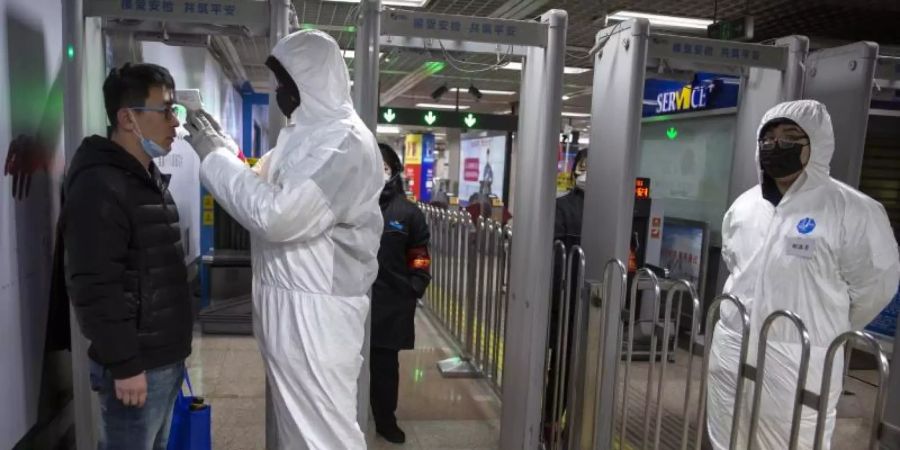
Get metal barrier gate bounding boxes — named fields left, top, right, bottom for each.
left=573, top=270, right=892, bottom=450
left=420, top=206, right=891, bottom=449
left=421, top=205, right=512, bottom=392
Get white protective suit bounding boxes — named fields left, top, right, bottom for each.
left=707, top=100, right=900, bottom=450
left=198, top=30, right=384, bottom=449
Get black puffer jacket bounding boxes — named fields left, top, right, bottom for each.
left=371, top=178, right=431, bottom=350
left=63, top=135, right=192, bottom=379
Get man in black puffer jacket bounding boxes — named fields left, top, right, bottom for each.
left=370, top=143, right=431, bottom=444
left=63, top=63, right=192, bottom=450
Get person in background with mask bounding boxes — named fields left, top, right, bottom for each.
left=555, top=148, right=587, bottom=249
left=543, top=148, right=587, bottom=443
left=184, top=29, right=383, bottom=449
left=370, top=143, right=431, bottom=443
left=62, top=63, right=193, bottom=449
left=707, top=100, right=900, bottom=450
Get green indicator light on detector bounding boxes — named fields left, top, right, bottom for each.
left=67, top=45, right=75, bottom=60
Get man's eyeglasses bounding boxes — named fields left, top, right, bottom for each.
left=129, top=105, right=177, bottom=121
left=758, top=137, right=809, bottom=151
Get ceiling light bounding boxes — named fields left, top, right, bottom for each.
left=562, top=111, right=591, bottom=118
left=562, top=95, right=571, bottom=101
left=326, top=0, right=430, bottom=7
left=341, top=50, right=384, bottom=59
left=607, top=10, right=713, bottom=30
left=416, top=103, right=471, bottom=110
left=495, top=110, right=513, bottom=115
left=377, top=125, right=402, bottom=134
left=501, top=61, right=591, bottom=75
left=450, top=88, right=516, bottom=96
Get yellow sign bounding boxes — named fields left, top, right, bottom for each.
left=449, top=197, right=459, bottom=206
left=557, top=172, right=573, bottom=193
left=404, top=134, right=423, bottom=165
left=202, top=211, right=215, bottom=226
left=202, top=195, right=215, bottom=210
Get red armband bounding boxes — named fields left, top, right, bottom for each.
left=407, top=247, right=431, bottom=270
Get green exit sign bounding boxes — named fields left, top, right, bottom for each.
left=707, top=16, right=754, bottom=41
left=376, top=107, right=517, bottom=131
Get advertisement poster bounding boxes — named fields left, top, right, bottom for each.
left=421, top=133, right=436, bottom=202
left=660, top=221, right=705, bottom=287
left=404, top=134, right=423, bottom=200
left=557, top=142, right=579, bottom=194
left=458, top=133, right=507, bottom=204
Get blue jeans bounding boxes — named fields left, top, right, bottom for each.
left=89, top=360, right=184, bottom=450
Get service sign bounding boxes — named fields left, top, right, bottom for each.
left=643, top=73, right=740, bottom=118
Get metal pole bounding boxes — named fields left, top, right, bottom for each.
left=579, top=19, right=651, bottom=449
left=63, top=2, right=98, bottom=449
left=882, top=314, right=900, bottom=449
left=746, top=311, right=811, bottom=450
left=694, top=295, right=751, bottom=450
left=266, top=2, right=291, bottom=445
left=499, top=10, right=568, bottom=449
left=353, top=0, right=381, bottom=131
left=813, top=332, right=891, bottom=450
left=267, top=0, right=290, bottom=144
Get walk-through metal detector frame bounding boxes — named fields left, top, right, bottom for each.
left=575, top=19, right=808, bottom=449
left=64, top=2, right=281, bottom=448
left=803, top=41, right=880, bottom=189
left=353, top=3, right=568, bottom=447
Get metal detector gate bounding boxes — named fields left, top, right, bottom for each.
left=353, top=3, right=568, bottom=448
left=65, top=2, right=281, bottom=448
left=575, top=18, right=810, bottom=449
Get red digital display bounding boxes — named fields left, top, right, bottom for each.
left=635, top=178, right=651, bottom=199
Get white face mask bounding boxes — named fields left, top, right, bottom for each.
left=384, top=172, right=392, bottom=183
left=575, top=172, right=587, bottom=190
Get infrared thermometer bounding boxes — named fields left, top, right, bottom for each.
left=175, top=89, right=203, bottom=112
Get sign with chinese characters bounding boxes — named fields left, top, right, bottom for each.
left=381, top=9, right=547, bottom=48
left=648, top=35, right=787, bottom=71
left=643, top=73, right=740, bottom=118
left=85, top=0, right=268, bottom=29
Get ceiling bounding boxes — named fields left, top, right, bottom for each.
left=226, top=0, right=900, bottom=128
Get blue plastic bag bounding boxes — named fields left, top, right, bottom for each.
left=167, top=370, right=212, bottom=450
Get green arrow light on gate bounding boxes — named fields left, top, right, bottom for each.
left=383, top=108, right=397, bottom=123
left=463, top=113, right=477, bottom=128
left=424, top=111, right=437, bottom=126
left=666, top=127, right=678, bottom=140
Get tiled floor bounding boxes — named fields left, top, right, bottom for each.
left=185, top=312, right=880, bottom=450
left=185, top=310, right=501, bottom=449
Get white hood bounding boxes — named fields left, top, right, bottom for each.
left=755, top=100, right=835, bottom=188
left=270, top=29, right=356, bottom=126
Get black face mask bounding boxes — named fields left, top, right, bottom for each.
left=266, top=55, right=301, bottom=118
left=275, top=87, right=301, bottom=118
left=759, top=142, right=804, bottom=179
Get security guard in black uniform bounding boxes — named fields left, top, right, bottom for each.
left=370, top=143, right=432, bottom=444
left=544, top=148, right=587, bottom=444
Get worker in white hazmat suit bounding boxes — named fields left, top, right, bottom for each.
left=184, top=29, right=383, bottom=449
left=707, top=99, right=899, bottom=449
